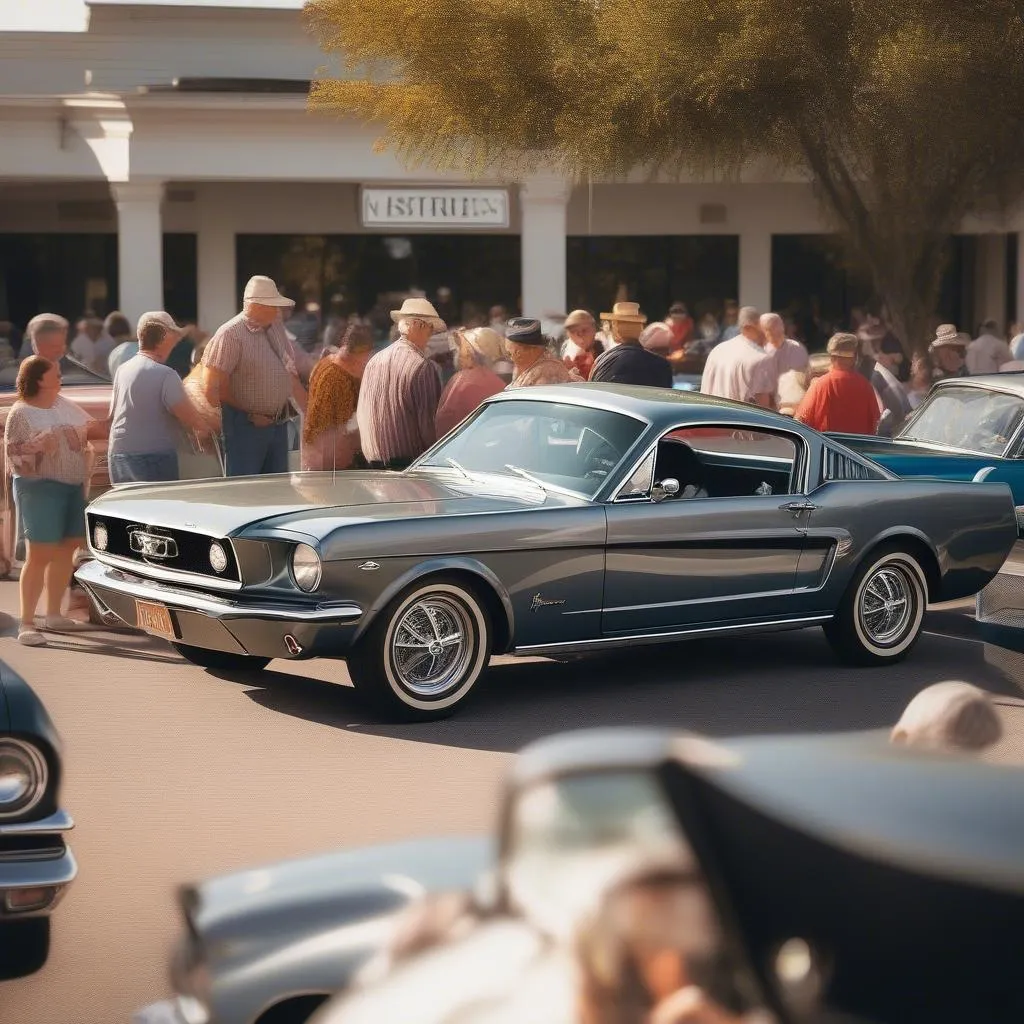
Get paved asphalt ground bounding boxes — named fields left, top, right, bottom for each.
left=1, top=582, right=1022, bottom=1024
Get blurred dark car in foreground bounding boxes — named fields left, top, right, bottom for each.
left=79, top=385, right=1018, bottom=722
left=136, top=726, right=1024, bottom=1024
left=0, top=660, right=76, bottom=979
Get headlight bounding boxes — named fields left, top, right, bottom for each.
left=93, top=522, right=108, bottom=551
left=208, top=542, right=228, bottom=574
left=0, top=739, right=48, bottom=818
left=291, top=543, right=322, bottom=592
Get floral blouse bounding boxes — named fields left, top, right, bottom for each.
left=5, top=396, right=91, bottom=485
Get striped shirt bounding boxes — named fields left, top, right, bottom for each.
left=201, top=313, right=295, bottom=417
left=356, top=340, right=442, bottom=464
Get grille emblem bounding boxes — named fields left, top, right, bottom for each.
left=129, top=530, right=178, bottom=560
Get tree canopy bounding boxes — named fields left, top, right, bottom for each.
left=305, top=0, right=1024, bottom=350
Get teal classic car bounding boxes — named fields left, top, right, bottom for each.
left=836, top=375, right=1024, bottom=512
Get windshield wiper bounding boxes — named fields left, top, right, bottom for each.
left=64, top=352, right=110, bottom=382
left=444, top=457, right=471, bottom=479
left=504, top=464, right=548, bottom=491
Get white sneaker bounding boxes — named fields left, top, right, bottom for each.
left=17, top=629, right=46, bottom=647
left=40, top=615, right=90, bottom=633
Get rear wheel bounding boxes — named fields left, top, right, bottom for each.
left=347, top=577, right=492, bottom=721
left=171, top=643, right=270, bottom=672
left=824, top=546, right=928, bottom=665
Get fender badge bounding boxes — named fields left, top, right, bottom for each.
left=358, top=561, right=381, bottom=571
left=531, top=593, right=566, bottom=612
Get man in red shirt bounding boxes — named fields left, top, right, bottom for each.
left=795, top=332, right=881, bottom=435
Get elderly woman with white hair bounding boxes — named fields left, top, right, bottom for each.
left=434, top=327, right=508, bottom=438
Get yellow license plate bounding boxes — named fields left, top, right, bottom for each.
left=135, top=600, right=175, bottom=639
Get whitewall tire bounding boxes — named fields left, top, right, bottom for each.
left=824, top=546, right=928, bottom=665
left=347, top=578, right=492, bottom=721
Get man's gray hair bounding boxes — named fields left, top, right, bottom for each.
left=397, top=317, right=433, bottom=338
left=760, top=312, right=784, bottom=331
left=737, top=306, right=761, bottom=329
left=891, top=681, right=1002, bottom=753
left=26, top=313, right=69, bottom=343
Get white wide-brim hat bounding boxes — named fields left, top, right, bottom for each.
left=391, top=297, right=446, bottom=332
left=243, top=275, right=295, bottom=309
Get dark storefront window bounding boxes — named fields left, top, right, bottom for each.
left=163, top=233, right=198, bottom=325
left=567, top=236, right=739, bottom=322
left=236, top=234, right=521, bottom=328
left=0, top=234, right=118, bottom=328
left=0, top=233, right=197, bottom=331
left=772, top=234, right=972, bottom=348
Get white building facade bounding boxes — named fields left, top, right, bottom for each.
left=1, top=0, right=1022, bottom=343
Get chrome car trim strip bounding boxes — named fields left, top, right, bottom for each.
left=76, top=561, right=363, bottom=623
left=0, top=809, right=74, bottom=837
left=602, top=586, right=801, bottom=614
left=0, top=848, right=78, bottom=901
left=513, top=614, right=832, bottom=655
left=87, top=551, right=244, bottom=593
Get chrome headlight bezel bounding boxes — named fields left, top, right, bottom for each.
left=208, top=541, right=228, bottom=574
left=291, top=543, right=322, bottom=593
left=0, top=738, right=48, bottom=819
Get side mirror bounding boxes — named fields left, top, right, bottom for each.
left=652, top=478, right=681, bottom=503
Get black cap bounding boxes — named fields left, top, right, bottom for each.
left=505, top=317, right=546, bottom=346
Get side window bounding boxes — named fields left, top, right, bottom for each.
left=654, top=426, right=800, bottom=499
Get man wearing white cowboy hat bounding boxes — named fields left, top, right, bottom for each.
left=590, top=302, right=673, bottom=388
left=355, top=296, right=446, bottom=469
left=202, top=275, right=307, bottom=476
left=929, top=324, right=970, bottom=381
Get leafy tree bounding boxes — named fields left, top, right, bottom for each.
left=306, top=0, right=1024, bottom=351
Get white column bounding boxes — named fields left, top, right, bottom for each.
left=112, top=182, right=164, bottom=324
left=974, top=233, right=1007, bottom=333
left=738, top=231, right=773, bottom=313
left=519, top=177, right=572, bottom=318
left=196, top=189, right=238, bottom=332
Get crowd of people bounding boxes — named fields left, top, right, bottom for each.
left=4, top=272, right=1022, bottom=648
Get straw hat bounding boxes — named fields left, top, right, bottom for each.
left=600, top=301, right=647, bottom=325
left=243, top=275, right=295, bottom=309
left=460, top=326, right=506, bottom=365
left=931, top=324, right=970, bottom=349
left=565, top=309, right=596, bottom=329
left=391, top=297, right=446, bottom=333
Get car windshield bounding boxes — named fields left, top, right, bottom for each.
left=899, top=385, right=1024, bottom=456
left=417, top=400, right=647, bottom=499
left=503, top=769, right=691, bottom=940
left=0, top=355, right=110, bottom=391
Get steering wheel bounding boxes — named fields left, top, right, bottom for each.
left=576, top=427, right=620, bottom=480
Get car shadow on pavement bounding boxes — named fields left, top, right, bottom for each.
left=233, top=621, right=1024, bottom=756
left=0, top=612, right=181, bottom=662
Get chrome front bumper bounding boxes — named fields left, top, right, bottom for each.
left=75, top=559, right=363, bottom=661
left=0, top=809, right=77, bottom=918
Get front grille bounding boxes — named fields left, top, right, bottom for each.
left=0, top=836, right=66, bottom=862
left=87, top=514, right=240, bottom=583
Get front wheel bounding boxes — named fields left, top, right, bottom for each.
left=346, top=577, right=492, bottom=722
left=823, top=546, right=928, bottom=665
left=171, top=643, right=270, bottom=673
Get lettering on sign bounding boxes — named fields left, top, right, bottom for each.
left=361, top=188, right=510, bottom=229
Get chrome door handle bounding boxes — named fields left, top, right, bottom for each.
left=779, top=500, right=817, bottom=515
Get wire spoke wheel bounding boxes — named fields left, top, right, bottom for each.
left=859, top=566, right=913, bottom=646
left=389, top=594, right=474, bottom=698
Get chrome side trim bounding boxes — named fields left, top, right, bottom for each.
left=76, top=561, right=363, bottom=623
left=602, top=586, right=801, bottom=615
left=513, top=614, right=831, bottom=656
left=87, top=551, right=243, bottom=593
left=0, top=809, right=74, bottom=837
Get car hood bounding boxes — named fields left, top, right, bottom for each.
left=185, top=835, right=493, bottom=953
left=832, top=433, right=1008, bottom=471
left=87, top=471, right=584, bottom=539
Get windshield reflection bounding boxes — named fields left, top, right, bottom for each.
left=900, top=386, right=1024, bottom=456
